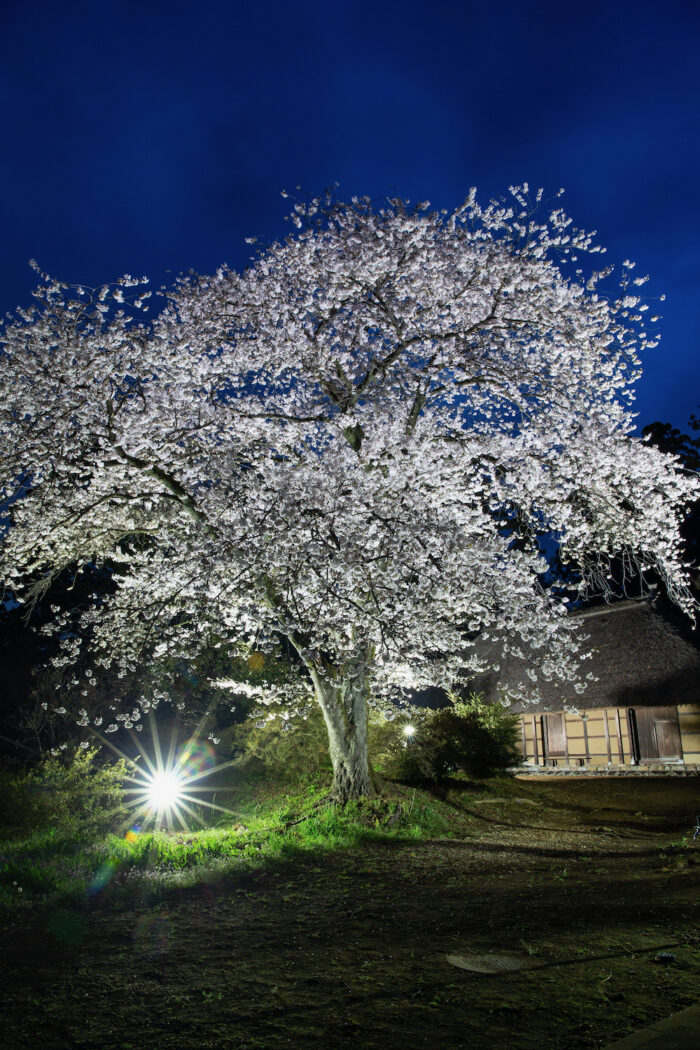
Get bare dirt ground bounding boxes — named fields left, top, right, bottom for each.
left=1, top=776, right=699, bottom=1050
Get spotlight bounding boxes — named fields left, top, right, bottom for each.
left=147, top=770, right=183, bottom=813
left=403, top=724, right=416, bottom=737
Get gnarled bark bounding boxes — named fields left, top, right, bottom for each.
left=308, top=663, right=377, bottom=802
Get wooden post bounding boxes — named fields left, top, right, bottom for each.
left=615, top=708, right=625, bottom=763
left=603, top=709, right=612, bottom=764
left=582, top=714, right=590, bottom=764
left=520, top=717, right=528, bottom=761
left=531, top=715, right=539, bottom=764
left=563, top=717, right=569, bottom=765
left=626, top=709, right=638, bottom=766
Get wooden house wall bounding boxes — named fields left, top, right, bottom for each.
left=517, top=705, right=700, bottom=766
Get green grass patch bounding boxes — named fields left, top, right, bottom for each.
left=0, top=775, right=482, bottom=912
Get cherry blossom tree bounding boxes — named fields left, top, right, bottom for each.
left=1, top=187, right=697, bottom=799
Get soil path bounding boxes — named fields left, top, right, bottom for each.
left=1, top=778, right=699, bottom=1049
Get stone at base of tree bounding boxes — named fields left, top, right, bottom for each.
left=384, top=802, right=402, bottom=827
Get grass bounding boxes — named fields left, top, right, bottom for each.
left=5, top=772, right=700, bottom=1050
left=0, top=774, right=485, bottom=912
left=3, top=773, right=699, bottom=1050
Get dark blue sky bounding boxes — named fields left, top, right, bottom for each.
left=1, top=0, right=698, bottom=430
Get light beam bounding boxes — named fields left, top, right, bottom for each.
left=146, top=770, right=184, bottom=813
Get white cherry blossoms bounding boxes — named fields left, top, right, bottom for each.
left=0, top=187, right=697, bottom=744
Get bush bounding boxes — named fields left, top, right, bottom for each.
left=223, top=692, right=518, bottom=789
left=225, top=705, right=332, bottom=783
left=377, top=693, right=519, bottom=784
left=0, top=747, right=129, bottom=834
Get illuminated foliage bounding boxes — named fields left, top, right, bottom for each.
left=1, top=188, right=697, bottom=798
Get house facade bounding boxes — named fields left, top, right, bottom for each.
left=480, top=599, right=700, bottom=769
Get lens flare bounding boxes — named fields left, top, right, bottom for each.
left=90, top=710, right=239, bottom=839
left=403, top=724, right=416, bottom=737
left=79, top=713, right=244, bottom=900
left=179, top=740, right=216, bottom=775
left=147, top=771, right=183, bottom=812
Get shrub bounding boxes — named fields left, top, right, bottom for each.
left=0, top=747, right=129, bottom=834
left=377, top=693, right=519, bottom=784
left=225, top=704, right=332, bottom=783
left=224, top=692, right=518, bottom=789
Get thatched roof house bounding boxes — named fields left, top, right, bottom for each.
left=514, top=599, right=700, bottom=712
left=474, top=599, right=700, bottom=769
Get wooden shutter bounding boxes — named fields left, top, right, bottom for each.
left=543, top=713, right=567, bottom=759
left=633, top=706, right=682, bottom=760
left=654, top=718, right=682, bottom=759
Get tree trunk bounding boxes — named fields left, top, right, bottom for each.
left=308, top=663, right=377, bottom=802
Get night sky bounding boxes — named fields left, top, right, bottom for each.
left=1, top=0, right=698, bottom=430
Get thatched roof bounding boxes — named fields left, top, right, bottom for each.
left=472, top=599, right=700, bottom=714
